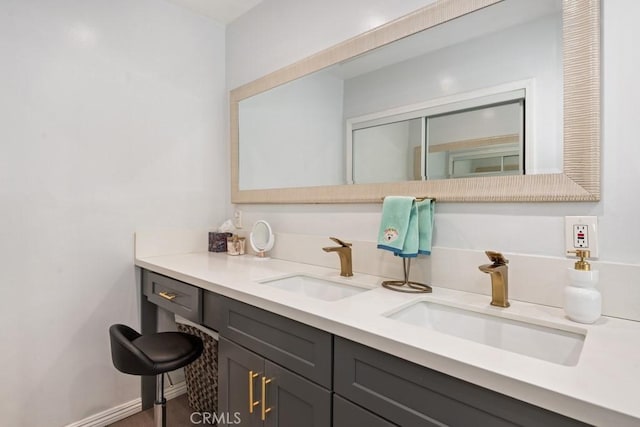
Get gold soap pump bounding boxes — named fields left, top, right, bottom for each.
left=569, top=249, right=591, bottom=271
left=564, top=249, right=601, bottom=324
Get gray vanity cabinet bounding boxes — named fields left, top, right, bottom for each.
left=206, top=294, right=333, bottom=387
left=218, top=336, right=331, bottom=427
left=334, top=337, right=589, bottom=427
left=142, top=272, right=591, bottom=426
left=212, top=294, right=332, bottom=427
left=218, top=337, right=263, bottom=427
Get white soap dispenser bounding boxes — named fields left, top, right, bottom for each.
left=564, top=249, right=601, bottom=324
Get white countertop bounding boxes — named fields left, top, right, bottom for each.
left=136, top=251, right=640, bottom=426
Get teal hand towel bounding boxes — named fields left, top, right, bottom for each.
left=400, top=202, right=419, bottom=257
left=417, top=199, right=435, bottom=255
left=377, top=196, right=418, bottom=257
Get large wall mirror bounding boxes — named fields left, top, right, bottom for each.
left=230, top=0, right=599, bottom=203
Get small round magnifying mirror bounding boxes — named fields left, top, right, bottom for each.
left=250, top=220, right=274, bottom=259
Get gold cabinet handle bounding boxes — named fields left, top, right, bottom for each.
left=248, top=371, right=260, bottom=413
left=261, top=376, right=272, bottom=421
left=158, top=291, right=177, bottom=301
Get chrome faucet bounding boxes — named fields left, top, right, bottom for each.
left=478, top=251, right=510, bottom=308
left=322, top=237, right=353, bottom=277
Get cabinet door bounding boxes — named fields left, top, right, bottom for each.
left=218, top=337, right=263, bottom=427
left=263, top=360, right=331, bottom=427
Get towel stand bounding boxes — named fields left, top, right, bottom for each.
left=380, top=196, right=435, bottom=202
left=381, top=257, right=432, bottom=293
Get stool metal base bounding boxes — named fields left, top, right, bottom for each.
left=155, top=373, right=167, bottom=427
left=154, top=402, right=166, bottom=427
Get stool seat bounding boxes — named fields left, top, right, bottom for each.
left=109, top=324, right=204, bottom=376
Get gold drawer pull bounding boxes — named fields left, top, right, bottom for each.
left=158, top=291, right=177, bottom=301
left=248, top=371, right=260, bottom=413
left=261, top=376, right=272, bottom=421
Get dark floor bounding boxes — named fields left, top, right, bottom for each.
left=108, top=394, right=199, bottom=427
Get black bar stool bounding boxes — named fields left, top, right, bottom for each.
left=109, top=324, right=204, bottom=427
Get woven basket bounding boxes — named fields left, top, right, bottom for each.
left=176, top=323, right=218, bottom=413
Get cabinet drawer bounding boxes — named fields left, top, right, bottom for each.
left=333, top=395, right=396, bottom=427
left=214, top=295, right=332, bottom=388
left=142, top=270, right=202, bottom=323
left=334, top=337, right=588, bottom=427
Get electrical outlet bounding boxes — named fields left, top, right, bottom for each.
left=573, top=224, right=589, bottom=248
left=233, top=209, right=242, bottom=229
left=565, top=216, right=598, bottom=258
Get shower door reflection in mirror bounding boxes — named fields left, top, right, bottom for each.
left=348, top=86, right=525, bottom=184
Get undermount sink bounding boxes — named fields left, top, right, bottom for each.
left=386, top=300, right=585, bottom=366
left=259, top=274, right=369, bottom=301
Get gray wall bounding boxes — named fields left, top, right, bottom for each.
left=0, top=1, right=227, bottom=425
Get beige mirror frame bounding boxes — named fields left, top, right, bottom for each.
left=230, top=0, right=600, bottom=203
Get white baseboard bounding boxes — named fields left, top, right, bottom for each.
left=65, top=382, right=187, bottom=427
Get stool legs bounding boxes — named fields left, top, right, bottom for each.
left=154, top=374, right=166, bottom=427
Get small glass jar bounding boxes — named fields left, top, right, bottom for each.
left=227, top=236, right=246, bottom=256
